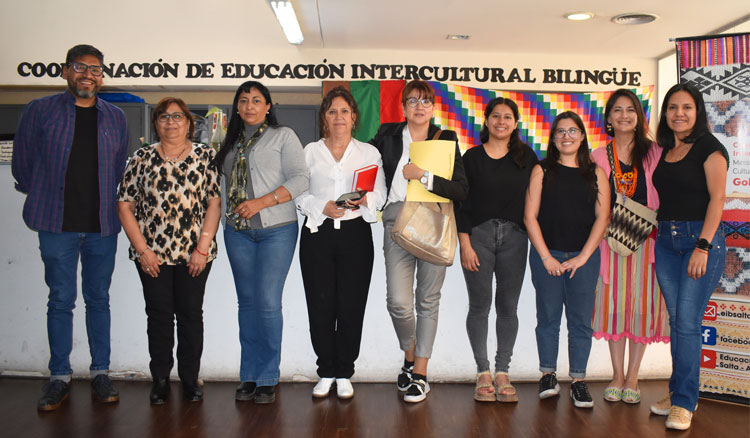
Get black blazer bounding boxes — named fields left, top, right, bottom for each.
left=369, top=122, right=468, bottom=202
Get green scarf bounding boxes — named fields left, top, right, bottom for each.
left=226, top=121, right=268, bottom=230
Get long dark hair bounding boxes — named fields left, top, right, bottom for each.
left=214, top=81, right=279, bottom=172
left=656, top=83, right=709, bottom=149
left=604, top=89, right=653, bottom=172
left=479, top=97, right=529, bottom=167
left=544, top=111, right=597, bottom=193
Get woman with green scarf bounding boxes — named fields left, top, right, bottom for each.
left=213, top=81, right=309, bottom=404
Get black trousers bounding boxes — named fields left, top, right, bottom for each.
left=136, top=262, right=212, bottom=383
left=299, top=217, right=374, bottom=378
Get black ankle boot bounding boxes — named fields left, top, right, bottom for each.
left=150, top=378, right=170, bottom=405
left=183, top=381, right=203, bottom=402
left=235, top=381, right=257, bottom=401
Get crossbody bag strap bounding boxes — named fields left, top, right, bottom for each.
left=605, top=142, right=616, bottom=174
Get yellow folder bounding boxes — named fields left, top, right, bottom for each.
left=406, top=139, right=455, bottom=203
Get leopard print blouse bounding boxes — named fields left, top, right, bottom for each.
left=118, top=142, right=220, bottom=264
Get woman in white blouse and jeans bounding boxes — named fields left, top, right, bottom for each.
left=296, top=87, right=386, bottom=399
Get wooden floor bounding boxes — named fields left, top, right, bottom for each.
left=0, top=378, right=746, bottom=438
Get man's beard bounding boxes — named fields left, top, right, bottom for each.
left=68, top=78, right=98, bottom=99
left=72, top=85, right=96, bottom=99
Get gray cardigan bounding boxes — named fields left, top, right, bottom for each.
left=222, top=126, right=309, bottom=228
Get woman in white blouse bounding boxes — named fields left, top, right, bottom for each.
left=296, top=87, right=386, bottom=399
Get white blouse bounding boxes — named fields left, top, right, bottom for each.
left=296, top=138, right=387, bottom=232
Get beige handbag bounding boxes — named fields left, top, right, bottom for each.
left=390, top=129, right=457, bottom=266
left=391, top=201, right=457, bottom=266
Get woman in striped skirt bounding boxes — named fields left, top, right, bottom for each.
left=591, top=89, right=670, bottom=404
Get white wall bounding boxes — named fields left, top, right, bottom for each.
left=0, top=163, right=672, bottom=382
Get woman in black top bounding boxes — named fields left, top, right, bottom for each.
left=649, top=83, right=728, bottom=431
left=524, top=111, right=610, bottom=409
left=457, top=97, right=537, bottom=402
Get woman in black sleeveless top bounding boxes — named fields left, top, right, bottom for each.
left=649, top=83, right=728, bottom=430
left=524, top=111, right=610, bottom=408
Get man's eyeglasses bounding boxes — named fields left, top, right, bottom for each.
left=68, top=62, right=104, bottom=77
left=405, top=97, right=434, bottom=108
left=553, top=128, right=582, bottom=139
left=157, top=112, right=187, bottom=123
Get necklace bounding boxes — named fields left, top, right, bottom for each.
left=159, top=142, right=190, bottom=163
left=611, top=138, right=637, bottom=199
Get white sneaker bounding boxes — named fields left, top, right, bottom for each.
left=404, top=378, right=430, bottom=403
left=312, top=377, right=335, bottom=398
left=336, top=378, right=354, bottom=399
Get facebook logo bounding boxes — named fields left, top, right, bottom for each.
left=701, top=326, right=716, bottom=345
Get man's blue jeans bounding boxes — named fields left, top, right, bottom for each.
left=38, top=231, right=117, bottom=378
left=655, top=220, right=726, bottom=411
left=224, top=222, right=298, bottom=386
left=530, top=246, right=600, bottom=379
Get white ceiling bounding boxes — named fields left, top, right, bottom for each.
left=286, top=0, right=749, bottom=57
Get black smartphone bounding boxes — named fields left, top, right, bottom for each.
left=335, top=190, right=365, bottom=207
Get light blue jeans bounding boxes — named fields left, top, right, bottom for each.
left=529, top=246, right=600, bottom=379
left=224, top=222, right=298, bottom=386
left=655, top=220, right=726, bottom=411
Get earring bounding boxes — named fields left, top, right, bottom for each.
left=605, top=122, right=614, bottom=136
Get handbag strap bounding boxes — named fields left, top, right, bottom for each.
left=605, top=141, right=616, bottom=174
left=605, top=141, right=623, bottom=203
left=432, top=129, right=443, bottom=140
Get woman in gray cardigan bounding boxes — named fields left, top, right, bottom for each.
left=214, top=81, right=309, bottom=404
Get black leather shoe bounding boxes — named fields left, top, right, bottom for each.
left=38, top=380, right=70, bottom=411
left=254, top=385, right=275, bottom=404
left=150, top=378, right=170, bottom=405
left=183, top=381, right=203, bottom=402
left=235, top=381, right=256, bottom=401
left=91, top=374, right=119, bottom=403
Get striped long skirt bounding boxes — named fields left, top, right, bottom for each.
left=592, top=237, right=670, bottom=344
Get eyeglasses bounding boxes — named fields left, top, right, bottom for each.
left=553, top=128, right=582, bottom=138
left=405, top=97, right=434, bottom=108
left=68, top=62, right=104, bottom=77
left=157, top=112, right=187, bottom=123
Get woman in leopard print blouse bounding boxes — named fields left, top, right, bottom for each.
left=118, top=97, right=221, bottom=404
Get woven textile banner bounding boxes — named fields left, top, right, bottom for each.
left=429, top=82, right=653, bottom=156
left=678, top=32, right=750, bottom=404
left=324, top=80, right=653, bottom=157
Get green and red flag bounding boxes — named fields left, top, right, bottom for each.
left=322, top=80, right=405, bottom=142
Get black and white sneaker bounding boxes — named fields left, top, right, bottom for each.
left=404, top=377, right=430, bottom=403
left=538, top=373, right=560, bottom=399
left=570, top=381, right=594, bottom=408
left=397, top=365, right=413, bottom=392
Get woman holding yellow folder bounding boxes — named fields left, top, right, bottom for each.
left=369, top=80, right=468, bottom=403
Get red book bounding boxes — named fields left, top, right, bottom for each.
left=351, top=164, right=378, bottom=192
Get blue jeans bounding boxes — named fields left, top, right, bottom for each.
left=655, top=221, right=726, bottom=411
left=530, top=246, right=600, bottom=379
left=38, top=231, right=117, bottom=378
left=224, top=222, right=298, bottom=386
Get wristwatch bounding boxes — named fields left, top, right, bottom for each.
left=420, top=171, right=430, bottom=185
left=695, top=238, right=713, bottom=251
